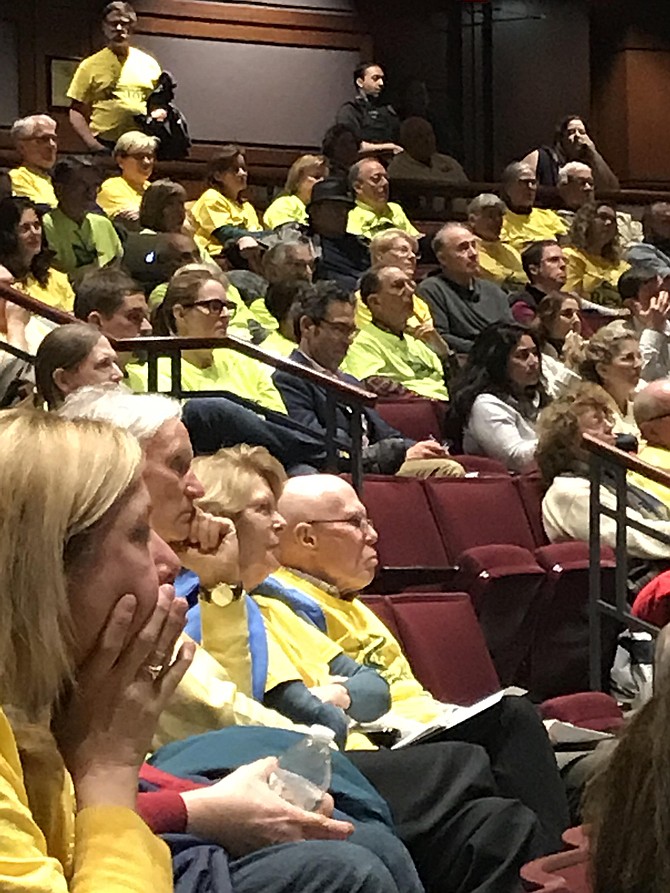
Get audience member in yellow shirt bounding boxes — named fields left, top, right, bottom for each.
left=67, top=2, right=161, bottom=149
left=43, top=157, right=123, bottom=280
left=564, top=202, right=631, bottom=308
left=347, top=158, right=420, bottom=241
left=468, top=193, right=527, bottom=290
left=499, top=162, right=567, bottom=252
left=0, top=196, right=74, bottom=351
left=342, top=266, right=450, bottom=401
left=9, top=114, right=58, bottom=209
left=260, top=279, right=305, bottom=357
left=357, top=228, right=432, bottom=328
left=630, top=380, right=670, bottom=506
left=135, top=266, right=286, bottom=412
left=97, top=130, right=157, bottom=222
left=190, top=144, right=264, bottom=257
left=263, top=154, right=327, bottom=229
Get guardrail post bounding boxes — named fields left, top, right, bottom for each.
left=589, top=452, right=603, bottom=691
left=350, top=407, right=364, bottom=495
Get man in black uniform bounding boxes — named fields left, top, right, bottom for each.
left=336, top=63, right=402, bottom=156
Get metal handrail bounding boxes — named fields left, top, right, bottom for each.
left=0, top=282, right=376, bottom=491
left=585, top=434, right=670, bottom=689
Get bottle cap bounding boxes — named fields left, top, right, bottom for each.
left=309, top=724, right=336, bottom=743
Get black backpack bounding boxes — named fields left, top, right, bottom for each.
left=135, top=70, right=191, bottom=160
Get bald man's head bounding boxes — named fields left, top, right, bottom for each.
left=277, top=475, right=378, bottom=595
left=634, top=380, right=670, bottom=449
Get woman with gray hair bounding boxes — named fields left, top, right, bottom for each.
left=467, top=193, right=526, bottom=289
left=9, top=114, right=58, bottom=208
left=97, top=130, right=159, bottom=222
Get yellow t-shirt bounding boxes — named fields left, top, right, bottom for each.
left=248, top=297, right=279, bottom=332
left=16, top=270, right=75, bottom=312
left=630, top=445, right=670, bottom=508
left=261, top=330, right=296, bottom=357
left=500, top=208, right=567, bottom=252
left=563, top=246, right=630, bottom=307
left=262, top=194, right=308, bottom=230
left=355, top=291, right=432, bottom=329
left=97, top=176, right=148, bottom=219
left=342, top=322, right=449, bottom=401
left=66, top=46, right=161, bottom=141
left=127, top=349, right=286, bottom=413
left=270, top=568, right=447, bottom=724
left=190, top=189, right=262, bottom=256
left=9, top=166, right=57, bottom=208
left=347, top=200, right=420, bottom=241
left=477, top=238, right=527, bottom=288
left=0, top=707, right=172, bottom=891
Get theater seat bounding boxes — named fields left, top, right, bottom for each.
left=374, top=397, right=445, bottom=442
left=514, top=470, right=549, bottom=547
left=358, top=593, right=401, bottom=641
left=452, top=455, right=509, bottom=475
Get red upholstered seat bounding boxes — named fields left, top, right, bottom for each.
left=358, top=593, right=401, bottom=641
left=452, top=455, right=510, bottom=475
left=514, top=471, right=549, bottom=547
left=374, top=397, right=445, bottom=442
left=384, top=592, right=500, bottom=705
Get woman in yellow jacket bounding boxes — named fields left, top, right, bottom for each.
left=0, top=410, right=193, bottom=891
left=263, top=154, right=328, bottom=230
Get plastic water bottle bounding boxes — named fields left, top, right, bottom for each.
left=269, top=725, right=335, bottom=811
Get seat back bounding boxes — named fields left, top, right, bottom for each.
left=375, top=397, right=445, bottom=442
left=385, top=592, right=501, bottom=705
left=515, top=471, right=549, bottom=547
left=452, top=455, right=510, bottom=475
left=359, top=594, right=401, bottom=641
left=423, top=476, right=537, bottom=562
left=359, top=475, right=450, bottom=568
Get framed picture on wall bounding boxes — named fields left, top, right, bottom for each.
left=47, top=57, right=81, bottom=110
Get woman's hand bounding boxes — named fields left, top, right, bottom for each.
left=173, top=509, right=240, bottom=589
left=53, top=585, right=194, bottom=811
left=181, top=757, right=353, bottom=856
left=561, top=330, right=586, bottom=370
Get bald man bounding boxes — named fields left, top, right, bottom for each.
left=253, top=474, right=570, bottom=852
left=631, top=380, right=670, bottom=505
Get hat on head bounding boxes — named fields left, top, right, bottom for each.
left=308, top=177, right=355, bottom=210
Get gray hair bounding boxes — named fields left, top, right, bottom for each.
left=431, top=221, right=473, bottom=256
left=114, top=130, right=159, bottom=158
left=348, top=157, right=384, bottom=190
left=59, top=385, right=182, bottom=442
left=467, top=193, right=506, bottom=216
left=11, top=114, right=57, bottom=143
left=501, top=161, right=534, bottom=185
left=557, top=161, right=592, bottom=187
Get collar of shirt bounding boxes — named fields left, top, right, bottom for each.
left=287, top=566, right=343, bottom=600
left=370, top=320, right=404, bottom=341
left=439, top=273, right=479, bottom=300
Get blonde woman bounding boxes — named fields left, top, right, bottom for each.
left=263, top=154, right=328, bottom=230
left=97, top=130, right=158, bottom=221
left=0, top=410, right=193, bottom=890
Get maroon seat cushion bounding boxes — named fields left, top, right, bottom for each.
left=539, top=692, right=624, bottom=733
left=359, top=594, right=401, bottom=641
left=423, top=476, right=537, bottom=563
left=452, top=455, right=510, bottom=475
left=521, top=826, right=592, bottom=892
left=386, top=592, right=501, bottom=705
left=514, top=471, right=549, bottom=548
left=358, top=475, right=450, bottom=568
left=375, top=397, right=445, bottom=442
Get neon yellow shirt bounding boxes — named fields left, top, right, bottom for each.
left=262, top=330, right=296, bottom=357
left=355, top=291, right=432, bottom=329
left=9, top=166, right=57, bottom=208
left=0, top=707, right=172, bottom=892
left=66, top=46, right=161, bottom=141
left=43, top=207, right=123, bottom=276
left=347, top=200, right=420, bottom=241
left=127, top=349, right=286, bottom=413
left=262, top=194, right=307, bottom=230
left=97, top=176, right=148, bottom=219
left=630, top=445, right=670, bottom=508
left=190, top=189, right=262, bottom=256
left=476, top=238, right=527, bottom=288
left=271, top=568, right=447, bottom=724
left=248, top=297, right=279, bottom=332
left=501, top=208, right=567, bottom=252
left=563, top=246, right=630, bottom=307
left=16, top=270, right=75, bottom=312
left=342, top=322, right=449, bottom=401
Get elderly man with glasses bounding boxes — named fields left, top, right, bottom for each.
left=9, top=115, right=58, bottom=209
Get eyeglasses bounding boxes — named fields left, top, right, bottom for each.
left=309, top=516, right=376, bottom=534
left=318, top=319, right=358, bottom=339
left=187, top=299, right=237, bottom=317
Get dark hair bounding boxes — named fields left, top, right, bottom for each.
left=34, top=323, right=103, bottom=409
left=0, top=196, right=53, bottom=287
left=448, top=323, right=548, bottom=430
left=139, top=179, right=187, bottom=231
left=52, top=155, right=95, bottom=187
left=206, top=144, right=246, bottom=189
left=554, top=114, right=588, bottom=145
left=618, top=266, right=659, bottom=301
left=0, top=169, right=11, bottom=202
left=102, top=1, right=137, bottom=23
left=152, top=266, right=226, bottom=336
left=359, top=267, right=382, bottom=305
left=293, top=281, right=355, bottom=341
left=521, top=240, right=560, bottom=281
left=74, top=267, right=142, bottom=321
left=265, top=279, right=309, bottom=325
left=321, top=124, right=358, bottom=161
left=569, top=202, right=622, bottom=264
left=353, top=62, right=379, bottom=87
left=532, top=291, right=581, bottom=348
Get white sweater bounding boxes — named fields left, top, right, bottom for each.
left=463, top=393, right=538, bottom=472
left=542, top=474, right=670, bottom=560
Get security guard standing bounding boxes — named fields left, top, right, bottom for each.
left=336, top=63, right=402, bottom=157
